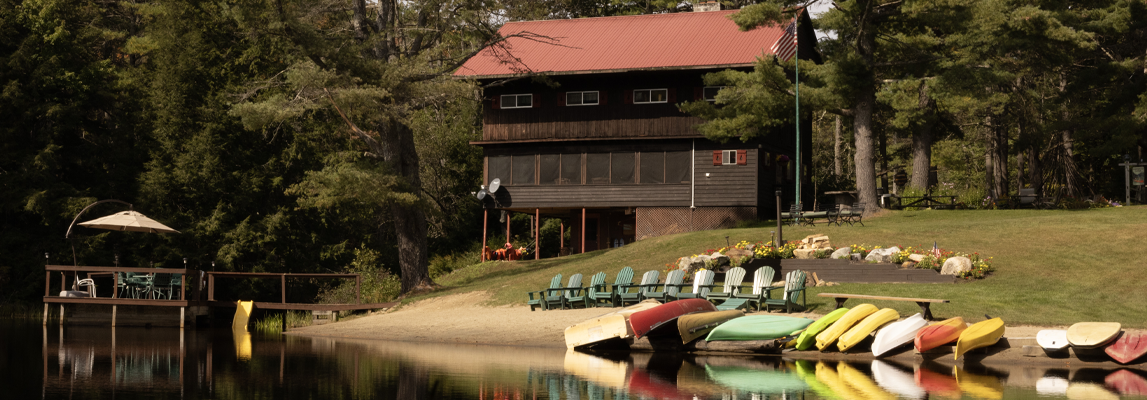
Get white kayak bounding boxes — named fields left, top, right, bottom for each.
left=871, top=360, right=926, bottom=400
left=1037, top=329, right=1069, bottom=351
left=871, top=313, right=928, bottom=357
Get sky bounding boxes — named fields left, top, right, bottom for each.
left=806, top=0, right=837, bottom=40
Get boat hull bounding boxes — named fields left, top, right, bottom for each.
left=564, top=299, right=660, bottom=349
left=838, top=308, right=900, bottom=352
left=1067, top=322, right=1121, bottom=349
left=954, top=317, right=1004, bottom=360
left=705, top=315, right=813, bottom=341
left=795, top=307, right=849, bottom=351
left=677, top=310, right=744, bottom=344
left=629, top=298, right=716, bottom=339
left=815, top=303, right=878, bottom=351
left=1037, top=329, right=1069, bottom=351
left=1106, top=332, right=1147, bottom=364
left=914, top=316, right=966, bottom=352
left=872, top=313, right=928, bottom=357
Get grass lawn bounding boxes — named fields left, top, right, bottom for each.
left=425, top=206, right=1147, bottom=328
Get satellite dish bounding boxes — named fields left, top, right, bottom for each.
left=489, top=178, right=501, bottom=193
left=476, top=189, right=487, bottom=200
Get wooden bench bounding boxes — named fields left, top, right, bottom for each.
left=818, top=293, right=949, bottom=320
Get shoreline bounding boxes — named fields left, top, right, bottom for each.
left=286, top=291, right=1146, bottom=369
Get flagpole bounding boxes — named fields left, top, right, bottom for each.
left=793, top=11, right=801, bottom=216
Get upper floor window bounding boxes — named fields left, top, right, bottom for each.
left=633, top=89, right=668, bottom=104
left=565, top=91, right=599, bottom=106
left=703, top=86, right=724, bottom=102
left=500, top=94, right=533, bottom=109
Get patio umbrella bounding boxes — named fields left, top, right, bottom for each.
left=78, top=211, right=180, bottom=234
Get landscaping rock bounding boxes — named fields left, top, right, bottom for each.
left=709, top=252, right=730, bottom=267
left=909, top=254, right=925, bottom=262
left=864, top=246, right=901, bottom=263
left=830, top=247, right=851, bottom=259
left=793, top=249, right=817, bottom=259
left=725, top=248, right=753, bottom=260
left=901, top=261, right=917, bottom=269
left=850, top=253, right=863, bottom=261
left=677, top=257, right=693, bottom=271
left=941, top=256, right=973, bottom=275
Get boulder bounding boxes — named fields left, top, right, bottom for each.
left=677, top=257, right=693, bottom=271
left=793, top=249, right=817, bottom=259
left=864, top=246, right=901, bottom=263
left=850, top=253, right=863, bottom=261
left=830, top=247, right=852, bottom=260
left=901, top=261, right=917, bottom=269
left=709, top=252, right=730, bottom=267
left=908, top=253, right=925, bottom=263
left=941, top=256, right=973, bottom=275
left=725, top=248, right=753, bottom=260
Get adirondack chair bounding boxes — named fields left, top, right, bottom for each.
left=764, top=270, right=808, bottom=313
left=642, top=269, right=684, bottom=302
left=544, top=273, right=583, bottom=310
left=705, top=267, right=746, bottom=303
left=569, top=272, right=607, bottom=308
left=715, top=267, right=775, bottom=311
left=526, top=273, right=562, bottom=311
left=671, top=269, right=715, bottom=300
left=606, top=267, right=635, bottom=307
left=616, top=270, right=659, bottom=306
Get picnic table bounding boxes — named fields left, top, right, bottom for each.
left=818, top=293, right=950, bottom=320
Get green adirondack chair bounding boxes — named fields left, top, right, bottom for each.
left=569, top=272, right=606, bottom=308
left=642, top=269, right=684, bottom=302
left=617, top=270, right=659, bottom=306
left=672, top=269, right=715, bottom=300
left=526, top=273, right=563, bottom=311
left=545, top=273, right=583, bottom=310
left=607, top=267, right=635, bottom=307
left=764, top=270, right=808, bottom=313
left=715, top=267, right=775, bottom=311
left=705, top=267, right=746, bottom=303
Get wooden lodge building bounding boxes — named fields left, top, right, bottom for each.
left=455, top=7, right=819, bottom=256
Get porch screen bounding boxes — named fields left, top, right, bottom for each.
left=665, top=151, right=691, bottom=184
left=488, top=156, right=510, bottom=185
left=539, top=154, right=560, bottom=185
left=639, top=152, right=664, bottom=184
left=586, top=153, right=610, bottom=184
left=611, top=152, right=635, bottom=184
left=560, top=154, right=581, bottom=184
left=512, top=155, right=535, bottom=185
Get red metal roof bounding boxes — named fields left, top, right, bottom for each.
left=454, top=11, right=786, bottom=79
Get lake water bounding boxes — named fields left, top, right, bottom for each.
left=4, top=319, right=1144, bottom=399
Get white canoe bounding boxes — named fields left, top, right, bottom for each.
left=1035, top=376, right=1069, bottom=395
left=1037, top=329, right=1069, bottom=350
left=1067, top=322, right=1121, bottom=349
left=564, top=299, right=660, bottom=348
left=871, top=360, right=926, bottom=400
left=871, top=313, right=928, bottom=357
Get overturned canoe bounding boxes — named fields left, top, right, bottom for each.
left=838, top=308, right=900, bottom=352
left=872, top=313, right=928, bottom=357
left=1067, top=322, right=1121, bottom=349
left=677, top=310, right=744, bottom=344
left=815, top=303, right=878, bottom=351
left=914, top=316, right=966, bottom=353
left=795, top=307, right=850, bottom=351
left=629, top=298, right=716, bottom=339
left=564, top=299, right=660, bottom=349
left=954, top=317, right=1004, bottom=360
left=705, top=315, right=813, bottom=342
left=1105, top=331, right=1147, bottom=364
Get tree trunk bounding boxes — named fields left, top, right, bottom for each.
left=853, top=7, right=880, bottom=215
left=992, top=123, right=1009, bottom=199
left=378, top=118, right=434, bottom=293
left=1029, top=146, right=1043, bottom=196
left=1062, top=129, right=1078, bottom=195
left=910, top=85, right=935, bottom=189
left=834, top=115, right=842, bottom=176
left=985, top=140, right=994, bottom=199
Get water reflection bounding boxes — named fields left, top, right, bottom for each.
left=4, top=319, right=1145, bottom=399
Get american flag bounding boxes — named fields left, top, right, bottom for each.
left=769, top=10, right=803, bottom=62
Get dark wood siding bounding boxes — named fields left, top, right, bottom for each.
left=693, top=147, right=758, bottom=207
left=496, top=184, right=690, bottom=208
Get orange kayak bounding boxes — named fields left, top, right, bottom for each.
left=914, top=316, right=966, bottom=352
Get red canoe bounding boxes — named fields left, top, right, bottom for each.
left=629, top=299, right=717, bottom=339
left=1106, top=369, right=1147, bottom=396
left=914, top=317, right=967, bottom=353
left=1106, top=331, right=1147, bottom=364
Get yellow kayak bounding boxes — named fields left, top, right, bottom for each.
left=954, top=317, right=1004, bottom=360
left=837, top=308, right=900, bottom=352
left=816, top=361, right=862, bottom=400
left=954, top=365, right=1004, bottom=400
left=838, top=361, right=898, bottom=400
left=816, top=303, right=878, bottom=350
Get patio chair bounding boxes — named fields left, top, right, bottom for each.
left=568, top=272, right=605, bottom=308
left=169, top=273, right=183, bottom=300
left=149, top=273, right=173, bottom=299
left=544, top=273, right=583, bottom=310
left=642, top=269, right=684, bottom=302
left=116, top=272, right=148, bottom=298
left=617, top=270, right=659, bottom=306
left=704, top=267, right=746, bottom=303
left=606, top=267, right=635, bottom=307
left=715, top=267, right=775, bottom=311
left=671, top=269, right=715, bottom=301
left=764, top=270, right=808, bottom=313
left=526, top=273, right=562, bottom=311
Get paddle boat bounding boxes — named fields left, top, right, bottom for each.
left=1067, top=322, right=1121, bottom=349
left=1105, top=331, right=1147, bottom=364
left=1037, top=329, right=1069, bottom=352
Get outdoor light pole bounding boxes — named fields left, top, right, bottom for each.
left=793, top=11, right=802, bottom=213
left=775, top=189, right=783, bottom=247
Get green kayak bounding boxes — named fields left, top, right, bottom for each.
left=706, top=365, right=808, bottom=393
left=705, top=315, right=814, bottom=341
left=794, top=307, right=850, bottom=350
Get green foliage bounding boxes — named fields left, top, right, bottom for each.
left=317, top=246, right=402, bottom=304
left=252, top=311, right=312, bottom=334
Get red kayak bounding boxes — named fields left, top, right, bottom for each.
left=914, top=317, right=966, bottom=352
left=1106, top=331, right=1147, bottom=364
left=629, top=299, right=717, bottom=339
left=1106, top=369, right=1147, bottom=396
left=914, top=366, right=961, bottom=398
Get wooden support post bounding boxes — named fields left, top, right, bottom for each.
left=59, top=304, right=64, bottom=325
left=505, top=211, right=511, bottom=244
left=45, top=271, right=50, bottom=297
left=208, top=274, right=215, bottom=301
left=280, top=310, right=286, bottom=332
left=581, top=208, right=586, bottom=254
left=481, top=209, right=487, bottom=262
left=113, top=272, right=118, bottom=299
left=535, top=208, right=540, bottom=260
left=560, top=222, right=564, bottom=250
left=281, top=274, right=286, bottom=304
left=355, top=275, right=361, bottom=304
left=43, top=304, right=48, bottom=326
left=112, top=306, right=117, bottom=327
left=180, top=273, right=185, bottom=301
left=180, top=306, right=185, bottom=328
